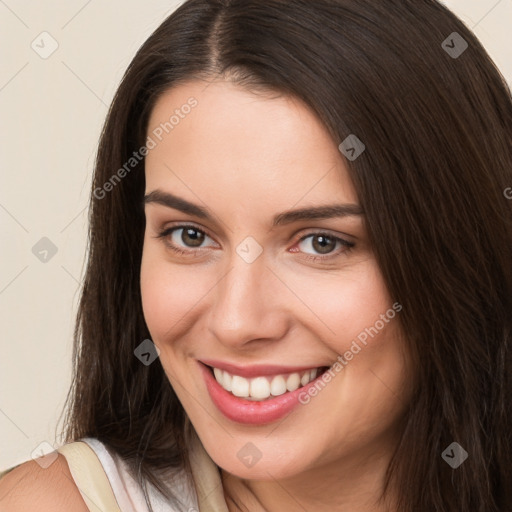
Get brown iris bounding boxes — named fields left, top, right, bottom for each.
left=181, top=227, right=205, bottom=247
left=311, top=234, right=336, bottom=254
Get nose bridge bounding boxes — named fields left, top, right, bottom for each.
left=207, top=247, right=287, bottom=345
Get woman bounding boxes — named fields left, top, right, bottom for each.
left=1, top=0, right=511, bottom=510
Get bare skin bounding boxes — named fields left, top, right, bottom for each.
left=0, top=454, right=89, bottom=511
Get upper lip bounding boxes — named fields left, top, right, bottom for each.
left=200, top=359, right=327, bottom=378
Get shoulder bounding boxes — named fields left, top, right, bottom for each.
left=0, top=453, right=89, bottom=511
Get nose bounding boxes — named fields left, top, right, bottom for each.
left=207, top=251, right=290, bottom=349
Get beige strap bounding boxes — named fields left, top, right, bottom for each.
left=186, top=422, right=229, bottom=512
left=57, top=441, right=121, bottom=512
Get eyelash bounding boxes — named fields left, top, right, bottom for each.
left=154, top=223, right=355, bottom=262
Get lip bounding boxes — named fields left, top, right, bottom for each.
left=199, top=361, right=328, bottom=425
left=200, top=359, right=322, bottom=378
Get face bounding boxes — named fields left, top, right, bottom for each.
left=140, top=79, right=410, bottom=482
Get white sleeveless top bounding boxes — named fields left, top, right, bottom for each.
left=57, top=437, right=199, bottom=512
left=0, top=426, right=229, bottom=512
left=59, top=428, right=229, bottom=512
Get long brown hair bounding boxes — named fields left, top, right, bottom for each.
left=60, top=1, right=512, bottom=510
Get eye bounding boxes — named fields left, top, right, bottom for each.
left=155, top=224, right=355, bottom=262
left=155, top=224, right=216, bottom=255
left=293, top=232, right=354, bottom=261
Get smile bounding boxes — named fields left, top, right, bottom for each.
left=199, top=361, right=331, bottom=424
left=212, top=366, right=324, bottom=401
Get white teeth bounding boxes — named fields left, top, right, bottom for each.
left=211, top=366, right=323, bottom=401
left=222, top=371, right=232, bottom=392
left=231, top=375, right=249, bottom=397
left=270, top=375, right=287, bottom=396
left=250, top=377, right=270, bottom=400
left=213, top=367, right=223, bottom=382
left=286, top=373, right=301, bottom=392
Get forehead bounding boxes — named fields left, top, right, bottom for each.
left=145, top=80, right=358, bottom=211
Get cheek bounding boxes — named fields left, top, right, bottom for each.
left=282, top=260, right=394, bottom=349
left=140, top=241, right=210, bottom=343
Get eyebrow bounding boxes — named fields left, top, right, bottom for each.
left=143, top=189, right=364, bottom=226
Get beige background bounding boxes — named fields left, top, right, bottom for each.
left=1, top=0, right=511, bottom=470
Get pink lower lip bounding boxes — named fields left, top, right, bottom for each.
left=199, top=361, right=324, bottom=425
